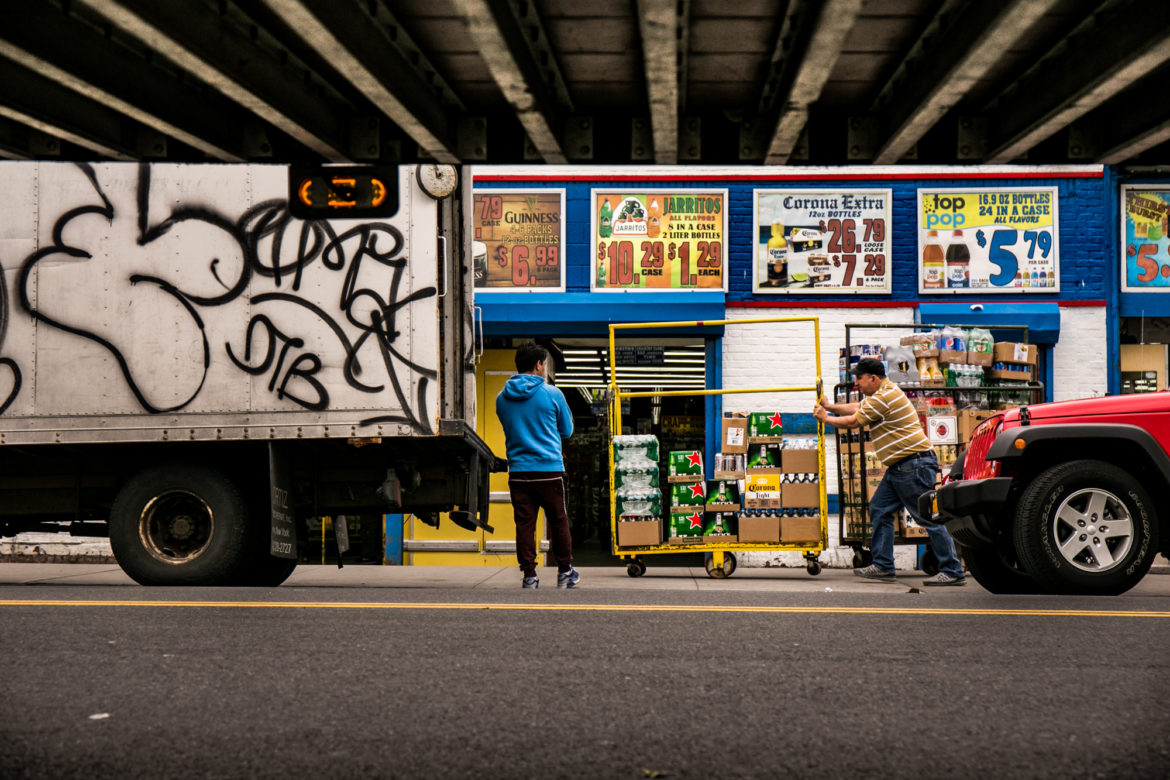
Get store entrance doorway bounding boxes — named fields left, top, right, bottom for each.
left=554, top=337, right=708, bottom=565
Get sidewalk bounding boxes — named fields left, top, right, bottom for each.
left=1, top=561, right=1167, bottom=594
left=0, top=561, right=962, bottom=594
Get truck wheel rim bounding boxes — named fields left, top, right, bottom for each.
left=139, top=490, right=214, bottom=565
left=1051, top=488, right=1133, bottom=573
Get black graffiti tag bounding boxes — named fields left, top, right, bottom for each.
left=9, top=163, right=440, bottom=433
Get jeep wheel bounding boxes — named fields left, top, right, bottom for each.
left=961, top=543, right=1043, bottom=594
left=1013, top=460, right=1159, bottom=595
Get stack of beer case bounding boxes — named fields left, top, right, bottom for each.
left=613, top=435, right=662, bottom=547
left=666, top=445, right=707, bottom=544
left=739, top=412, right=823, bottom=545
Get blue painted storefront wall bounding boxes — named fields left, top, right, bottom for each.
left=1117, top=175, right=1170, bottom=319
left=475, top=173, right=1110, bottom=309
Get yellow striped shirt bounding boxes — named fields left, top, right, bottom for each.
left=854, top=378, right=931, bottom=466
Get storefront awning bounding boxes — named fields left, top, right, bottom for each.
left=478, top=292, right=726, bottom=337
left=917, top=303, right=1061, bottom=345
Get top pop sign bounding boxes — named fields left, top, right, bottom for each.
left=923, top=194, right=970, bottom=230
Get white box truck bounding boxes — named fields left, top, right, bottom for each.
left=0, top=161, right=497, bottom=585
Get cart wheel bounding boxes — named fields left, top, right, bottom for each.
left=704, top=552, right=737, bottom=579
left=921, top=548, right=939, bottom=576
left=807, top=560, right=822, bottom=576
left=626, top=559, right=647, bottom=578
left=852, top=549, right=872, bottom=568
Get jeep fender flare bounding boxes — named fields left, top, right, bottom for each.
left=987, top=423, right=1170, bottom=481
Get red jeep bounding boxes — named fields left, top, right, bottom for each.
left=919, top=393, right=1167, bottom=595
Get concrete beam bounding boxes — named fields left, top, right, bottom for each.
left=872, top=0, right=1060, bottom=165
left=986, top=0, right=1170, bottom=163
left=259, top=0, right=459, bottom=162
left=0, top=59, right=137, bottom=160
left=451, top=0, right=568, bottom=164
left=637, top=0, right=685, bottom=164
left=0, top=3, right=245, bottom=161
left=77, top=0, right=353, bottom=161
left=763, top=0, right=863, bottom=164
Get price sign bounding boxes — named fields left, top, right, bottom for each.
left=1122, top=186, right=1170, bottom=291
left=473, top=189, right=565, bottom=291
left=591, top=189, right=727, bottom=291
left=917, top=187, right=1060, bottom=294
left=752, top=189, right=892, bottom=294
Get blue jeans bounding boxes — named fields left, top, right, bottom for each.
left=867, top=451, right=963, bottom=577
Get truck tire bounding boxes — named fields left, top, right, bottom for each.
left=1013, top=460, right=1159, bottom=595
left=109, top=465, right=250, bottom=586
left=961, top=543, right=1043, bottom=594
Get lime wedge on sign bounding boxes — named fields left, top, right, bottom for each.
left=792, top=273, right=807, bottom=282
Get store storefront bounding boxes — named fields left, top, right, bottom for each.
left=403, top=164, right=1112, bottom=568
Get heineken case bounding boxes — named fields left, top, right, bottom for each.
left=670, top=481, right=706, bottom=507
left=667, top=449, right=704, bottom=482
left=668, top=509, right=705, bottom=543
left=747, top=411, right=784, bottom=442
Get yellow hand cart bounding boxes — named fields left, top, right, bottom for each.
left=607, top=316, right=828, bottom=578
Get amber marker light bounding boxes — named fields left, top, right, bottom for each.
left=297, top=179, right=313, bottom=206
left=1014, top=439, right=1026, bottom=450
left=370, top=179, right=386, bottom=207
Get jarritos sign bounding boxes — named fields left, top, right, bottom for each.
left=591, top=189, right=728, bottom=291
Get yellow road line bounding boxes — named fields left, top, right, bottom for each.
left=0, top=600, right=1167, bottom=618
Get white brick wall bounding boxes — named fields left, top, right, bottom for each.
left=722, top=307, right=922, bottom=569
left=1053, top=306, right=1107, bottom=400
left=724, top=305, right=1110, bottom=570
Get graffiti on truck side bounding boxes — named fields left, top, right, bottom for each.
left=0, top=258, right=20, bottom=416
left=0, top=162, right=438, bottom=433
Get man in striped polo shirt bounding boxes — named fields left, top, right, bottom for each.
left=814, top=358, right=966, bottom=585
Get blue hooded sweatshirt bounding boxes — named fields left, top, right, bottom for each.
left=495, top=373, right=573, bottom=472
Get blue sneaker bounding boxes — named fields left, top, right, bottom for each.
left=522, top=575, right=539, bottom=589
left=557, top=568, right=580, bottom=589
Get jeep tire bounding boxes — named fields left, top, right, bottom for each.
left=961, top=542, right=1044, bottom=594
left=1013, top=460, right=1159, bottom=595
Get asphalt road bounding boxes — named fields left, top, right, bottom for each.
left=1, top=564, right=1168, bottom=779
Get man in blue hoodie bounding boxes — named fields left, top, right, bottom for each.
left=496, top=342, right=578, bottom=589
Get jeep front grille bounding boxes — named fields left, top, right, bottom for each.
left=963, top=416, right=1003, bottom=480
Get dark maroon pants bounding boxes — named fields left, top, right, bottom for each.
left=508, top=471, right=573, bottom=576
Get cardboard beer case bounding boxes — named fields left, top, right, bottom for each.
left=670, top=480, right=706, bottom=507
left=781, top=448, right=819, bottom=474
left=668, top=509, right=705, bottom=544
left=667, top=449, right=704, bottom=483
left=705, top=479, right=741, bottom=512
left=744, top=472, right=782, bottom=509
left=712, top=452, right=745, bottom=480
left=616, top=519, right=662, bottom=547
left=782, top=482, right=820, bottom=509
left=737, top=513, right=780, bottom=543
left=702, top=511, right=738, bottom=542
left=781, top=515, right=821, bottom=543
left=746, top=411, right=784, bottom=443
left=720, top=414, right=748, bottom=454
left=744, top=442, right=782, bottom=473
left=993, top=342, right=1037, bottom=365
